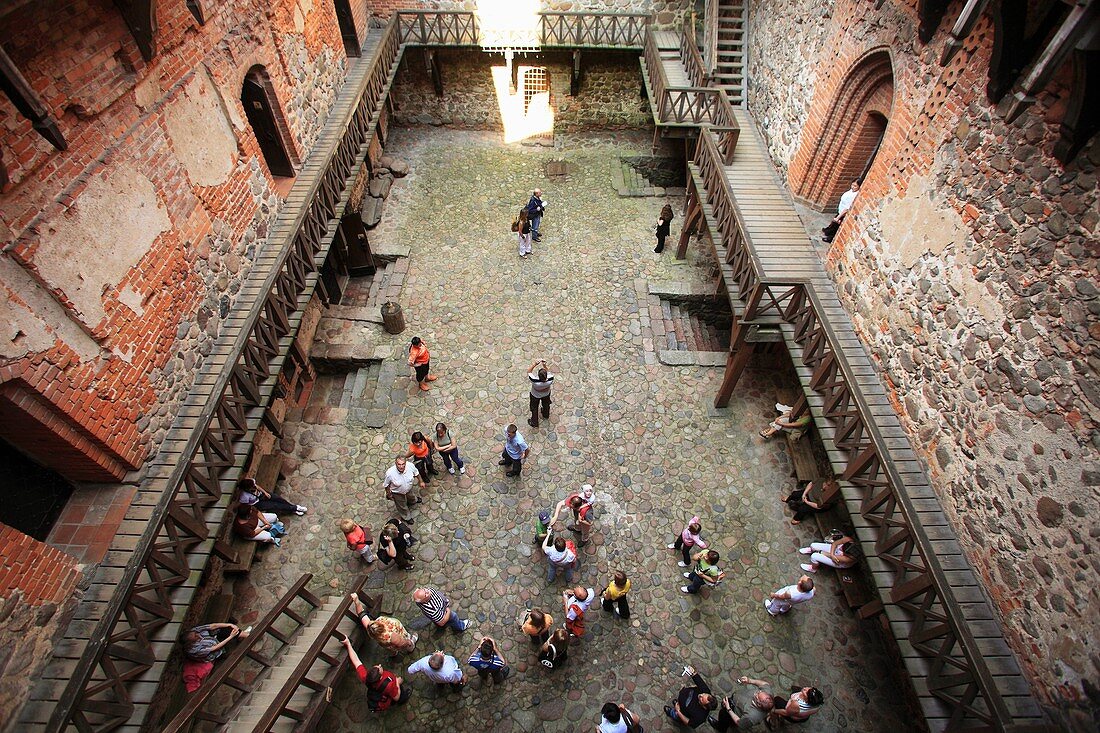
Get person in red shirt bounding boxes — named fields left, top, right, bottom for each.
left=407, top=336, right=437, bottom=391
left=554, top=484, right=596, bottom=547
left=338, top=518, right=375, bottom=563
left=338, top=632, right=410, bottom=712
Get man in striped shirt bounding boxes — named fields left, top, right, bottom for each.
left=413, top=586, right=471, bottom=633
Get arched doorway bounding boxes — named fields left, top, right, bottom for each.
left=241, top=67, right=296, bottom=178
left=792, top=49, right=894, bottom=211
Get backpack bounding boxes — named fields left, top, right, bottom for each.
left=565, top=603, right=586, bottom=637
left=366, top=677, right=394, bottom=712
left=511, top=217, right=520, bottom=232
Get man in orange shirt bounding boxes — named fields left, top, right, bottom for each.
left=408, top=336, right=438, bottom=391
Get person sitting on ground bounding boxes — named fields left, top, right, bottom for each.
left=782, top=480, right=835, bottom=525
left=406, top=650, right=466, bottom=691
left=338, top=518, right=375, bottom=564
left=236, top=477, right=307, bottom=516
left=182, top=622, right=249, bottom=662
left=799, top=534, right=860, bottom=573
left=538, top=628, right=570, bottom=670
left=520, top=607, right=554, bottom=645
left=772, top=686, right=825, bottom=723
left=664, top=664, right=719, bottom=728
left=709, top=675, right=775, bottom=731
left=681, top=549, right=725, bottom=595
left=232, top=503, right=282, bottom=546
left=600, top=571, right=631, bottom=619
left=467, top=635, right=510, bottom=684
left=764, top=575, right=815, bottom=616
left=543, top=518, right=578, bottom=583
left=350, top=592, right=417, bottom=655
left=377, top=520, right=416, bottom=571
left=668, top=515, right=708, bottom=567
left=336, top=631, right=410, bottom=712
left=406, top=430, right=438, bottom=484
left=759, top=405, right=811, bottom=440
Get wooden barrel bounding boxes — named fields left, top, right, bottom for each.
left=381, top=301, right=405, bottom=334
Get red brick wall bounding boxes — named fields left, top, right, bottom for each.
left=0, top=0, right=346, bottom=480
left=0, top=523, right=80, bottom=607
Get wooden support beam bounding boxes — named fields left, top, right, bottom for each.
left=917, top=0, right=950, bottom=44
left=506, top=50, right=517, bottom=95
left=940, top=0, right=992, bottom=66
left=571, top=50, right=583, bottom=95
left=714, top=320, right=752, bottom=408
left=1054, top=49, right=1100, bottom=163
left=113, top=0, right=157, bottom=61
left=0, top=46, right=66, bottom=150
left=186, top=0, right=206, bottom=25
left=676, top=190, right=702, bottom=260
left=425, top=50, right=443, bottom=96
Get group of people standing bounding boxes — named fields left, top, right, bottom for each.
left=513, top=188, right=548, bottom=257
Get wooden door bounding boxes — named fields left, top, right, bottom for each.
left=242, top=76, right=294, bottom=177
left=333, top=0, right=361, bottom=57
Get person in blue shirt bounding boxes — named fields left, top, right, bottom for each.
left=498, top=423, right=529, bottom=477
left=467, top=636, right=510, bottom=684
left=525, top=188, right=547, bottom=241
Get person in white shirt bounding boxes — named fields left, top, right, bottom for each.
left=527, top=358, right=554, bottom=427
left=383, top=455, right=426, bottom=524
left=598, top=701, right=630, bottom=733
left=542, top=526, right=577, bottom=583
left=407, top=651, right=466, bottom=690
left=764, top=575, right=815, bottom=616
left=821, top=181, right=859, bottom=242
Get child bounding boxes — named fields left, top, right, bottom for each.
left=534, top=509, right=552, bottom=545
left=338, top=518, right=376, bottom=564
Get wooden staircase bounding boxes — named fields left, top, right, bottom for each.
left=713, top=2, right=746, bottom=105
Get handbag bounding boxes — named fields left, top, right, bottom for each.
left=270, top=521, right=286, bottom=537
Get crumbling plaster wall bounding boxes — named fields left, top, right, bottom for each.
left=746, top=0, right=1099, bottom=725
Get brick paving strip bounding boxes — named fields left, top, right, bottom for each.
left=235, top=128, right=914, bottom=732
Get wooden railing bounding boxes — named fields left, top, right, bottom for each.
left=681, top=16, right=709, bottom=87
left=161, top=575, right=322, bottom=733
left=540, top=11, right=649, bottom=48
left=690, top=124, right=1035, bottom=731
left=396, top=10, right=478, bottom=46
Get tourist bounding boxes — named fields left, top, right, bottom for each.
left=498, top=423, right=529, bottom=477
left=782, top=480, right=833, bottom=525
left=654, top=202, right=674, bottom=253
left=759, top=402, right=812, bottom=440
left=709, top=675, right=775, bottom=731
left=773, top=686, right=825, bottom=722
left=799, top=533, right=860, bottom=573
left=681, top=549, right=725, bottom=594
left=337, top=518, right=375, bottom=564
left=525, top=187, right=547, bottom=241
left=406, top=650, right=466, bottom=691
left=433, top=422, right=466, bottom=475
left=413, top=586, right=471, bottom=633
left=600, top=571, right=631, bottom=618
left=527, top=358, right=554, bottom=427
left=377, top=520, right=415, bottom=571
left=407, top=336, right=437, bottom=391
left=764, top=575, right=815, bottom=616
left=382, top=455, right=425, bottom=523
left=183, top=622, right=249, bottom=662
left=821, top=181, right=859, bottom=243
left=405, top=430, right=438, bottom=484
left=554, top=483, right=596, bottom=547
left=236, top=477, right=307, bottom=516
left=664, top=664, right=718, bottom=728
left=337, top=632, right=410, bottom=712
left=515, top=207, right=533, bottom=257
left=519, top=607, right=554, bottom=645
left=668, top=515, right=708, bottom=567
left=563, top=585, right=594, bottom=638
left=350, top=592, right=417, bottom=655
left=598, top=701, right=642, bottom=733
left=467, top=635, right=510, bottom=684
left=539, top=628, right=570, bottom=670
left=232, top=503, right=282, bottom=546
left=533, top=509, right=552, bottom=545
left=543, top=526, right=578, bottom=583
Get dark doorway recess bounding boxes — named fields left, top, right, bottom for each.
left=0, top=438, right=74, bottom=541
left=242, top=69, right=295, bottom=178
left=333, top=0, right=361, bottom=57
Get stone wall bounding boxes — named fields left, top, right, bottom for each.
left=391, top=49, right=650, bottom=131
left=0, top=0, right=347, bottom=481
left=746, top=0, right=1099, bottom=727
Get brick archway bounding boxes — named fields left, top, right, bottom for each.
left=792, top=49, right=894, bottom=212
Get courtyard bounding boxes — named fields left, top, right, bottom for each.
left=233, top=127, right=917, bottom=732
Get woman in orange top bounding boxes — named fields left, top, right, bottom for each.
left=405, top=431, right=438, bottom=484
left=408, top=336, right=437, bottom=391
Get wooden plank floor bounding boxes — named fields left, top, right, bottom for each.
left=684, top=64, right=1047, bottom=733
left=20, top=31, right=390, bottom=732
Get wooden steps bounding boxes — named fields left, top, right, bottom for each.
left=714, top=1, right=747, bottom=104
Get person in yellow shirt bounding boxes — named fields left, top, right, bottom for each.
left=600, top=571, right=631, bottom=619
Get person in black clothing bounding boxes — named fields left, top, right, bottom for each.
left=782, top=479, right=834, bottom=525
left=654, top=203, right=674, bottom=253
left=378, top=520, right=415, bottom=570
left=664, top=665, right=718, bottom=727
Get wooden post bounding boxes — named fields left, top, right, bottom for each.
left=676, top=188, right=702, bottom=260
left=571, top=50, right=583, bottom=95
left=426, top=50, right=443, bottom=96
left=715, top=319, right=753, bottom=407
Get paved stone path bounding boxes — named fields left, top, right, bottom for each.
left=234, top=129, right=916, bottom=732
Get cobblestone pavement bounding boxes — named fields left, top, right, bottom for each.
left=235, top=128, right=917, bottom=732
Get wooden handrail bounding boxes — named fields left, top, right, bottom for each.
left=539, top=11, right=650, bottom=47
left=681, top=16, right=709, bottom=87
left=161, top=574, right=318, bottom=733
left=395, top=10, right=479, bottom=46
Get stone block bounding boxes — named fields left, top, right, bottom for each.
left=362, top=196, right=383, bottom=228
left=658, top=350, right=696, bottom=366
